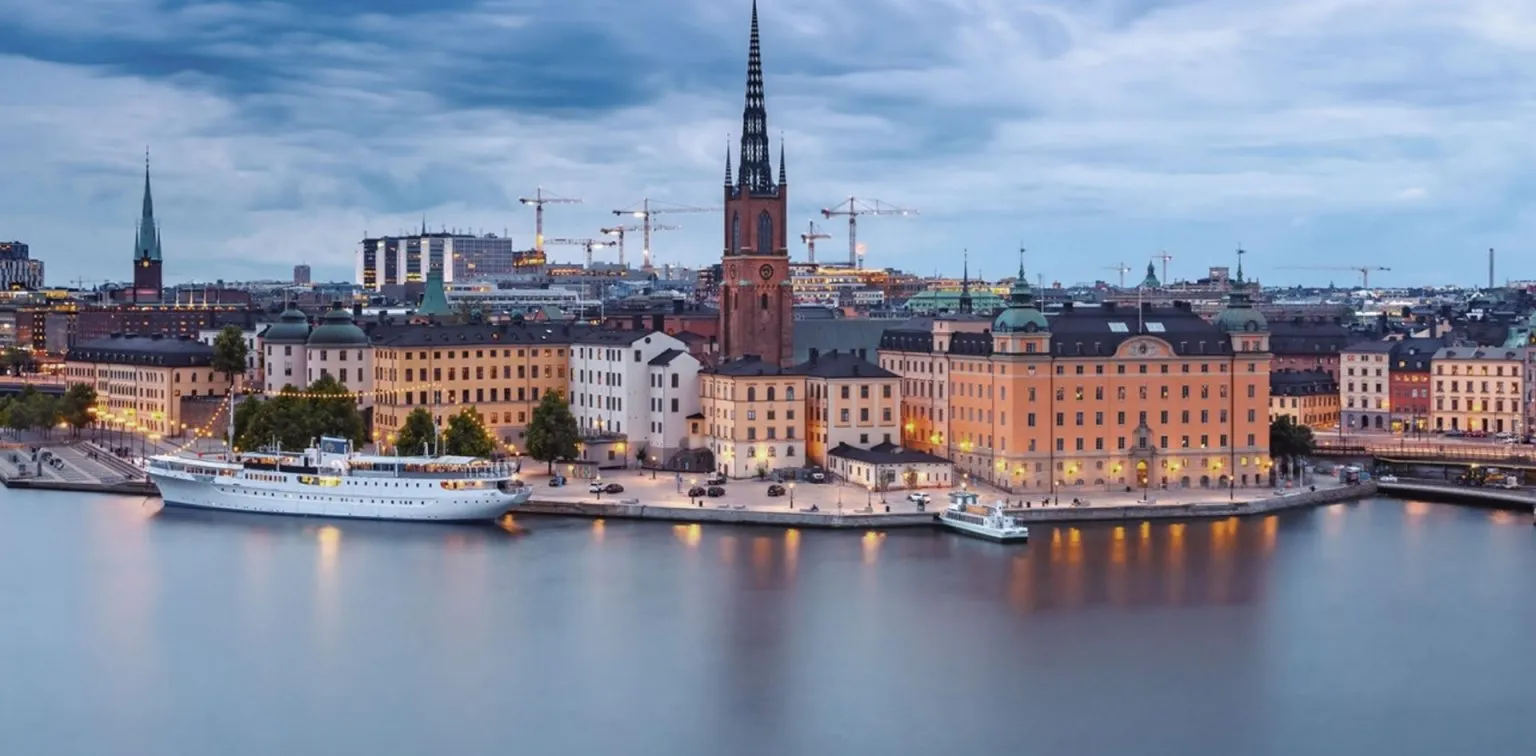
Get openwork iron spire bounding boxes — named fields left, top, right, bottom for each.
left=737, top=1, right=774, bottom=194
left=724, top=136, right=733, bottom=186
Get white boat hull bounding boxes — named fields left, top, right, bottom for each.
left=939, top=513, right=1030, bottom=542
left=150, top=470, right=530, bottom=522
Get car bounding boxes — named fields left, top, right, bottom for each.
left=687, top=486, right=707, bottom=498
left=766, top=484, right=786, bottom=496
left=589, top=481, right=605, bottom=493
left=906, top=492, right=931, bottom=504
left=603, top=483, right=624, bottom=494
left=548, top=475, right=567, bottom=487
left=807, top=470, right=827, bottom=483
left=1444, top=430, right=1465, bottom=438
left=706, top=486, right=726, bottom=497
left=706, top=473, right=728, bottom=486
left=1376, top=474, right=1399, bottom=483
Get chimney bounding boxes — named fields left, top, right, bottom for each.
left=652, top=313, right=665, bottom=332
left=630, top=314, right=643, bottom=330
left=809, top=348, right=820, bottom=363
left=858, top=348, right=867, bottom=360
left=673, top=298, right=684, bottom=315
left=352, top=303, right=363, bottom=318
left=1103, top=301, right=1116, bottom=312
left=853, top=364, right=861, bottom=376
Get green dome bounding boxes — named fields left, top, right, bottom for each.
left=1213, top=306, right=1268, bottom=333
left=262, top=306, right=312, bottom=343
left=993, top=306, right=1050, bottom=333
left=306, top=305, right=368, bottom=347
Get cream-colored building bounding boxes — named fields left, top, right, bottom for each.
left=64, top=334, right=229, bottom=438
left=1430, top=346, right=1525, bottom=435
left=699, top=357, right=806, bottom=478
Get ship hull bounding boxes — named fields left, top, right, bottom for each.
left=150, top=471, right=530, bottom=522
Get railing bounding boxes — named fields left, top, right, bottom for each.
left=1315, top=441, right=1536, bottom=464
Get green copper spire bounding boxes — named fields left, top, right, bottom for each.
left=417, top=266, right=451, bottom=317
left=134, top=149, right=162, bottom=262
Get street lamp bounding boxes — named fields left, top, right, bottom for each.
left=788, top=481, right=795, bottom=509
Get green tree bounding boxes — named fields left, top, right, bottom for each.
left=303, top=374, right=366, bottom=447
left=235, top=393, right=311, bottom=451
left=395, top=407, right=436, bottom=456
left=443, top=407, right=495, bottom=458
left=525, top=390, right=578, bottom=473
left=211, top=325, right=250, bottom=392
left=1269, top=416, right=1316, bottom=479
left=58, top=383, right=98, bottom=436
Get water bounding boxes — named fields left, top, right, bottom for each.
left=0, top=491, right=1532, bottom=756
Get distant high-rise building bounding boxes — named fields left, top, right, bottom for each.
left=355, top=228, right=528, bottom=291
left=293, top=264, right=311, bottom=285
left=131, top=154, right=164, bottom=303
left=0, top=241, right=43, bottom=290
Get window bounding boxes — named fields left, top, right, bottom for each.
left=757, top=211, right=774, bottom=254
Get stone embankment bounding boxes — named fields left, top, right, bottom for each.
left=1376, top=480, right=1534, bottom=511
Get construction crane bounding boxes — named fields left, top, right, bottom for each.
left=601, top=224, right=679, bottom=268
left=613, top=199, right=717, bottom=271
left=799, top=220, right=831, bottom=264
left=1276, top=265, right=1391, bottom=288
left=1154, top=250, right=1174, bottom=284
left=1103, top=263, right=1132, bottom=288
left=544, top=238, right=615, bottom=268
left=517, top=187, right=582, bottom=257
left=820, top=197, right=917, bottom=268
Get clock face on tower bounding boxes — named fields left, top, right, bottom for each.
left=759, top=264, right=774, bottom=281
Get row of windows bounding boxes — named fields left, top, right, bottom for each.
left=1436, top=363, right=1519, bottom=376
left=382, top=365, right=560, bottom=382
left=376, top=348, right=565, bottom=360
left=383, top=386, right=541, bottom=406
left=938, top=433, right=1258, bottom=453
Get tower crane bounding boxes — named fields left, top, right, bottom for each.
left=1103, top=263, right=1132, bottom=288
left=601, top=224, right=679, bottom=268
left=1154, top=250, right=1174, bottom=284
left=819, top=197, right=917, bottom=268
left=613, top=199, right=718, bottom=271
left=517, top=187, right=582, bottom=258
left=799, top=220, right=831, bottom=264
left=1276, top=265, right=1391, bottom=288
left=544, top=238, right=616, bottom=268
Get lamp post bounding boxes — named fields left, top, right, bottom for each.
left=788, top=481, right=795, bottom=509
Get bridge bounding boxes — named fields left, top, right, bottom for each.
left=0, top=379, right=65, bottom=398
left=1377, top=480, right=1534, bottom=512
left=1314, top=440, right=1536, bottom=469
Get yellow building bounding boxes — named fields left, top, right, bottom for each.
left=370, top=322, right=575, bottom=453
left=879, top=267, right=1274, bottom=494
left=64, top=334, right=229, bottom=438
left=801, top=349, right=901, bottom=464
left=1269, top=369, right=1339, bottom=429
left=699, top=357, right=806, bottom=478
left=1430, top=346, right=1524, bottom=435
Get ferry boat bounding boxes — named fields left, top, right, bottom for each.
left=938, top=490, right=1029, bottom=542
left=147, top=436, right=531, bottom=522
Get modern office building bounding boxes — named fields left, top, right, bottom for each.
left=356, top=231, right=527, bottom=291
left=0, top=241, right=43, bottom=290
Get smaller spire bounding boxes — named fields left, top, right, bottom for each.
left=724, top=135, right=733, bottom=186
left=958, top=250, right=974, bottom=315
left=421, top=215, right=428, bottom=236
left=778, top=136, right=786, bottom=185
left=1235, top=245, right=1246, bottom=284
left=1017, top=245, right=1027, bottom=280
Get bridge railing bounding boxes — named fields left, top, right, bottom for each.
left=1316, top=441, right=1536, bottom=464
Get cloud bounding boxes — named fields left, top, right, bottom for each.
left=0, top=0, right=1532, bottom=288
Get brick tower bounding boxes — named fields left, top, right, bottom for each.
left=719, top=0, right=793, bottom=367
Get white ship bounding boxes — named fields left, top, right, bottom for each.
left=147, top=436, right=531, bottom=522
left=938, top=490, right=1029, bottom=542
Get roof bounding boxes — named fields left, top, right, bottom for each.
left=66, top=335, right=215, bottom=367
left=1343, top=340, right=1397, bottom=354
left=1391, top=338, right=1443, bottom=372
left=648, top=348, right=685, bottom=366
left=1433, top=347, right=1524, bottom=361
left=828, top=441, right=950, bottom=466
left=572, top=329, right=658, bottom=346
left=704, top=355, right=798, bottom=377
left=416, top=268, right=451, bottom=317
left=880, top=304, right=1238, bottom=358
left=306, top=306, right=369, bottom=347
left=261, top=306, right=312, bottom=343
left=1270, top=369, right=1337, bottom=396
left=371, top=321, right=594, bottom=348
left=791, top=350, right=896, bottom=379
left=1266, top=320, right=1355, bottom=357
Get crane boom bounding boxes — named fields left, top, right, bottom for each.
left=517, top=187, right=582, bottom=257
left=1154, top=250, right=1174, bottom=285
left=601, top=224, right=679, bottom=267
left=613, top=199, right=717, bottom=271
left=545, top=237, right=614, bottom=267
left=819, top=197, right=917, bottom=268
left=1276, top=264, right=1391, bottom=288
left=1103, top=263, right=1132, bottom=288
left=799, top=220, right=831, bottom=264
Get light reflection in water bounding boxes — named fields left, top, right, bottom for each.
left=591, top=519, right=606, bottom=544
left=314, top=525, right=341, bottom=648
left=751, top=537, right=773, bottom=578
left=1107, top=526, right=1128, bottom=606
left=861, top=531, right=883, bottom=565
left=783, top=529, right=800, bottom=579
left=1166, top=523, right=1186, bottom=604
left=673, top=523, right=702, bottom=549
left=1261, top=515, right=1278, bottom=554
left=719, top=535, right=739, bottom=565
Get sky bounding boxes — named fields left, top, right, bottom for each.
left=1, top=0, right=1533, bottom=289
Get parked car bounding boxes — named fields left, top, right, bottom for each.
left=588, top=481, right=606, bottom=493
left=1376, top=474, right=1399, bottom=483
left=687, top=486, right=707, bottom=498
left=807, top=470, right=827, bottom=483
left=1443, top=430, right=1465, bottom=438
left=906, top=492, right=931, bottom=505
left=767, top=484, right=786, bottom=497
left=706, top=473, right=728, bottom=486
left=706, top=486, right=726, bottom=497
left=603, top=483, right=624, bottom=494
left=548, top=475, right=567, bottom=487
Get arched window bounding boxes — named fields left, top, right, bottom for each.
left=747, top=387, right=756, bottom=402
left=757, top=211, right=773, bottom=254
left=760, top=293, right=768, bottom=310
left=767, top=387, right=776, bottom=401
left=730, top=212, right=741, bottom=254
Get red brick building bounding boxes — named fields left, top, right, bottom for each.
left=1388, top=338, right=1439, bottom=432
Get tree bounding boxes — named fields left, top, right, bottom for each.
left=525, top=390, right=578, bottom=473
left=395, top=407, right=436, bottom=456
left=903, top=466, right=920, bottom=490
left=233, top=377, right=367, bottom=451
left=634, top=443, right=648, bottom=468
left=59, top=383, right=98, bottom=436
left=1269, top=416, right=1316, bottom=480
left=211, top=325, right=250, bottom=391
left=443, top=407, right=495, bottom=458
left=302, top=374, right=366, bottom=447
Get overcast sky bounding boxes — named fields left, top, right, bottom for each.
left=1, top=0, right=1532, bottom=288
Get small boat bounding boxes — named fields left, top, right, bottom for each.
left=938, top=490, right=1029, bottom=542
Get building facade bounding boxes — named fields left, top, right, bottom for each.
left=0, top=241, right=43, bottom=290
left=718, top=4, right=793, bottom=367
left=198, top=326, right=262, bottom=386
left=1430, top=346, right=1525, bottom=435
left=568, top=330, right=699, bottom=460
left=879, top=266, right=1274, bottom=493
left=1340, top=341, right=1393, bottom=432
left=293, top=264, right=311, bottom=285
left=800, top=349, right=901, bottom=465
left=356, top=231, right=524, bottom=291
left=64, top=335, right=228, bottom=438
left=1388, top=338, right=1439, bottom=433
left=1269, top=369, right=1339, bottom=429
left=698, top=356, right=806, bottom=478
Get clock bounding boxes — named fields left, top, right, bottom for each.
left=759, top=264, right=775, bottom=281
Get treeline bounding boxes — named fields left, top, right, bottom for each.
left=232, top=375, right=367, bottom=451
left=0, top=384, right=97, bottom=436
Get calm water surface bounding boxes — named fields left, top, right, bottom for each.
left=0, top=491, right=1532, bottom=756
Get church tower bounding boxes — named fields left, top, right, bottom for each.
left=132, top=152, right=164, bottom=303
left=719, top=0, right=793, bottom=367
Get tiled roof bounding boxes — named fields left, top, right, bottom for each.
left=67, top=335, right=215, bottom=367
left=791, top=350, right=896, bottom=379
left=648, top=348, right=685, bottom=366
left=370, top=322, right=592, bottom=347
left=828, top=442, right=950, bottom=466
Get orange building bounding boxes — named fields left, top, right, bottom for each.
left=879, top=266, right=1273, bottom=495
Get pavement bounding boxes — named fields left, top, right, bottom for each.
left=515, top=465, right=1343, bottom=517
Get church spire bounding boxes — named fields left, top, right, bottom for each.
left=958, top=250, right=974, bottom=314
left=737, top=0, right=774, bottom=194
left=724, top=135, right=733, bottom=186
left=135, top=148, right=162, bottom=262
left=778, top=138, right=787, bottom=185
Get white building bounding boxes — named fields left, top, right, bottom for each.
left=568, top=330, right=697, bottom=466
left=260, top=306, right=311, bottom=394
left=1340, top=341, right=1394, bottom=431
